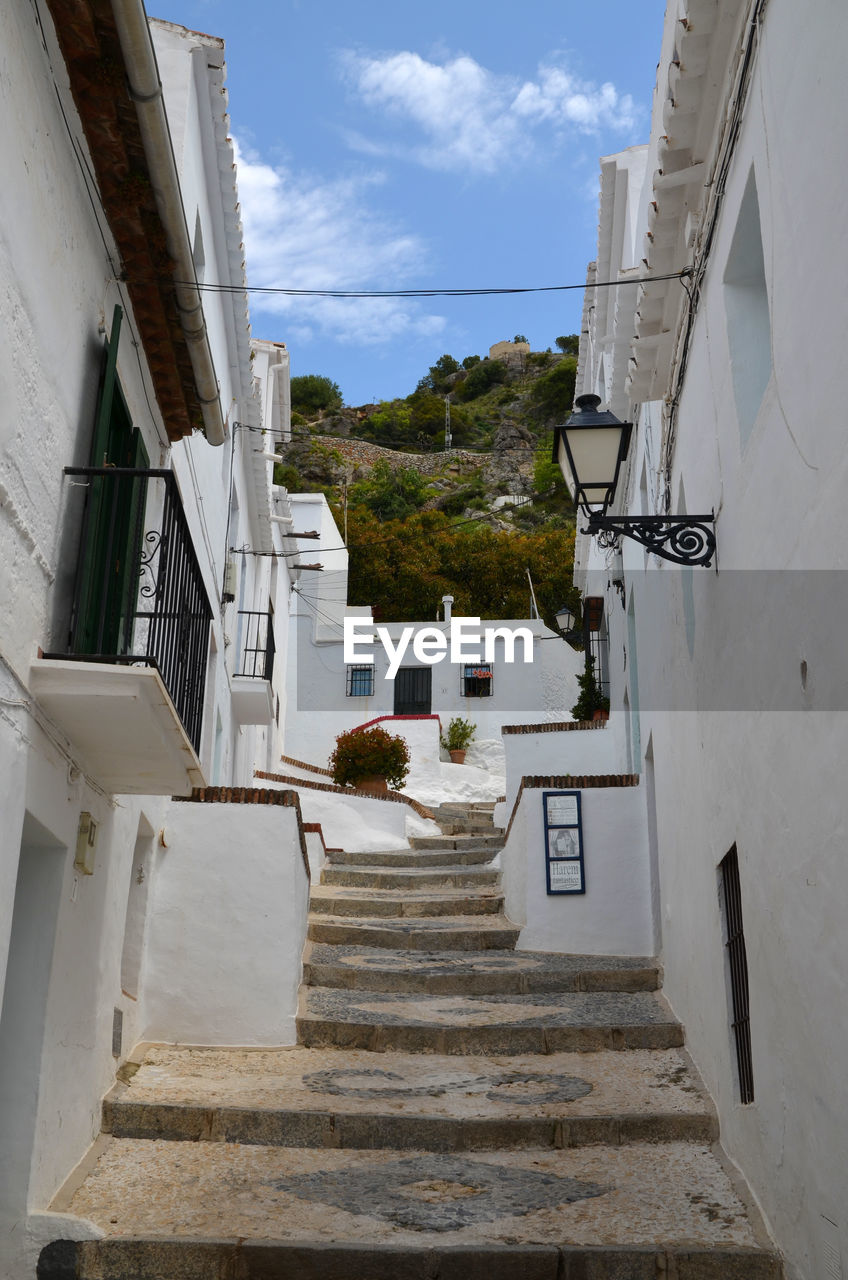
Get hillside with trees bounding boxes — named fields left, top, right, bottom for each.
left=276, top=338, right=581, bottom=627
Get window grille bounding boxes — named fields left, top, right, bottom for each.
left=461, top=664, right=493, bottom=697
left=720, top=845, right=754, bottom=1104
left=346, top=665, right=374, bottom=697
left=235, top=610, right=275, bottom=681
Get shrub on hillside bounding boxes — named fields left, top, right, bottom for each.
left=290, top=374, right=342, bottom=414
left=529, top=356, right=577, bottom=420
left=454, top=359, right=508, bottom=402
left=349, top=459, right=429, bottom=520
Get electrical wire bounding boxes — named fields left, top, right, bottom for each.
left=291, top=587, right=347, bottom=639
left=174, top=270, right=691, bottom=300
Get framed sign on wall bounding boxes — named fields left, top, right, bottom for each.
left=543, top=790, right=585, bottom=895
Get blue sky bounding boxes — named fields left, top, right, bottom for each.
left=156, top=0, right=666, bottom=406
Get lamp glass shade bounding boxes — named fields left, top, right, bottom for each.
left=563, top=425, right=625, bottom=507
left=555, top=605, right=575, bottom=633
left=554, top=394, right=632, bottom=513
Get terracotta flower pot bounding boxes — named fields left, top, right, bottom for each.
left=592, top=709, right=609, bottom=723
left=449, top=749, right=467, bottom=765
left=355, top=775, right=388, bottom=796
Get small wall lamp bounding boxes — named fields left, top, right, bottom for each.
left=552, top=394, right=716, bottom=567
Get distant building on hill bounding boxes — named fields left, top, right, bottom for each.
left=488, top=339, right=531, bottom=364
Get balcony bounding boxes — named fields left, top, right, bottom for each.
left=32, top=467, right=212, bottom=795
left=231, top=610, right=276, bottom=725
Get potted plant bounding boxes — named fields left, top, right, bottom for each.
left=440, top=716, right=476, bottom=764
left=570, top=658, right=610, bottom=723
left=328, top=725, right=410, bottom=794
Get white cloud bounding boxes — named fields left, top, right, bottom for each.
left=342, top=50, right=640, bottom=174
left=233, top=139, right=445, bottom=346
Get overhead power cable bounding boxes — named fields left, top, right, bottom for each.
left=174, top=269, right=691, bottom=300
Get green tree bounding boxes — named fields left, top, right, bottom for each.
left=407, top=391, right=473, bottom=445
left=344, top=507, right=575, bottom=627
left=360, top=400, right=413, bottom=448
left=513, top=333, right=529, bottom=344
left=533, top=450, right=568, bottom=498
left=290, top=374, right=342, bottom=414
left=348, top=459, right=429, bottom=521
left=454, top=359, right=508, bottom=402
left=461, top=354, right=481, bottom=370
left=555, top=335, right=579, bottom=355
left=272, top=461, right=301, bottom=490
left=418, top=353, right=461, bottom=395
left=529, top=356, right=577, bottom=420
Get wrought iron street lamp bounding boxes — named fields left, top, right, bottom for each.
left=552, top=394, right=716, bottom=567
left=554, top=604, right=582, bottom=646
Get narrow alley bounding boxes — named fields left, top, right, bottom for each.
left=44, top=803, right=781, bottom=1278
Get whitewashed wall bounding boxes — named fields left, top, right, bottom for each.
left=153, top=20, right=293, bottom=791
left=0, top=7, right=177, bottom=1273
left=501, top=783, right=653, bottom=956
left=287, top=610, right=581, bottom=767
left=577, top=1, right=848, bottom=1273
left=501, top=720, right=623, bottom=814
left=141, top=802, right=309, bottom=1045
left=0, top=13, right=290, bottom=1276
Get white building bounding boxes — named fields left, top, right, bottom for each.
left=283, top=496, right=582, bottom=770
left=0, top=9, right=301, bottom=1274
left=571, top=1, right=848, bottom=1275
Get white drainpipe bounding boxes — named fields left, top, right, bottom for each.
left=442, top=595, right=454, bottom=622
left=109, top=0, right=226, bottom=446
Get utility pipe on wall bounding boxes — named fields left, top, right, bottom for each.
left=109, top=0, right=226, bottom=446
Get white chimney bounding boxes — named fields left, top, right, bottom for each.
left=442, top=594, right=454, bottom=622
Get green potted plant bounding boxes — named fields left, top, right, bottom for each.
left=570, top=657, right=610, bottom=723
left=440, top=716, right=476, bottom=764
left=328, top=725, right=410, bottom=794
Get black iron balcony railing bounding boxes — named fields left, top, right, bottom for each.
left=235, top=610, right=275, bottom=682
left=51, top=467, right=212, bottom=754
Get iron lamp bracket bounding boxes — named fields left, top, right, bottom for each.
left=581, top=513, right=716, bottom=567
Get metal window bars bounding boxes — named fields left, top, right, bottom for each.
left=346, top=664, right=375, bottom=696
left=56, top=467, right=212, bottom=755
left=461, top=664, right=493, bottom=697
left=235, top=610, right=276, bottom=682
left=720, top=844, right=754, bottom=1104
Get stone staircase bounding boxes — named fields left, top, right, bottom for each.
left=44, top=815, right=783, bottom=1278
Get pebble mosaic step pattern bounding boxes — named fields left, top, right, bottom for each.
left=43, top=815, right=782, bottom=1279
left=297, top=988, right=685, bottom=1055
left=307, top=913, right=523, bottom=951
left=101, top=1044, right=717, bottom=1150
left=302, top=944, right=661, bottom=995
left=55, top=1141, right=779, bottom=1277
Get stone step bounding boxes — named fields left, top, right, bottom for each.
left=327, top=847, right=498, bottom=868
left=303, top=945, right=661, bottom=995
left=306, top=915, right=520, bottom=952
left=434, top=811, right=498, bottom=826
left=320, top=865, right=501, bottom=890
left=308, top=886, right=504, bottom=919
left=101, top=1044, right=717, bottom=1152
left=56, top=1239, right=784, bottom=1280
left=437, top=822, right=501, bottom=838
left=53, top=1140, right=780, bottom=1278
left=297, top=988, right=685, bottom=1055
left=408, top=835, right=503, bottom=851
left=435, top=801, right=497, bottom=814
